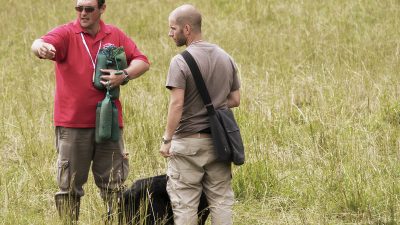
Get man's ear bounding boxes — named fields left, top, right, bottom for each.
left=184, top=24, right=191, bottom=35
left=100, top=4, right=106, bottom=14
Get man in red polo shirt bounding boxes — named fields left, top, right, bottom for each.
left=31, top=0, right=149, bottom=222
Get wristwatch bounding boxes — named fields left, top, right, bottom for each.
left=162, top=137, right=172, bottom=144
left=122, top=69, right=130, bottom=85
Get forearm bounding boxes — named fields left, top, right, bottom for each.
left=227, top=89, right=240, bottom=108
left=159, top=88, right=183, bottom=157
left=124, top=60, right=150, bottom=80
left=163, top=88, right=184, bottom=139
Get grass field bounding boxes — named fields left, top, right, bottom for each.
left=1, top=0, right=400, bottom=224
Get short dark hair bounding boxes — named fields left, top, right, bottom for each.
left=98, top=0, right=105, bottom=8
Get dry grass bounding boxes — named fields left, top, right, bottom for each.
left=1, top=0, right=399, bottom=224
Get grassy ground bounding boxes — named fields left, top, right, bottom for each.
left=1, top=0, right=400, bottom=224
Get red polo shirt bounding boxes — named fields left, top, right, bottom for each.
left=41, top=20, right=149, bottom=128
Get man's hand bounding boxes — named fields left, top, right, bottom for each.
left=159, top=142, right=173, bottom=158
left=33, top=40, right=56, bottom=59
left=100, top=69, right=125, bottom=89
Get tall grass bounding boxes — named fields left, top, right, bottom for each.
left=1, top=0, right=399, bottom=224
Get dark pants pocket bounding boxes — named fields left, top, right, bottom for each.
left=57, top=160, right=70, bottom=190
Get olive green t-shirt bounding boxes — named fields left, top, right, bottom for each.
left=166, top=41, right=240, bottom=138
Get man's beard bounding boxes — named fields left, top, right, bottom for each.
left=175, top=32, right=186, bottom=47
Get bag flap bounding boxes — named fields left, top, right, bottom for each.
left=216, top=108, right=240, bottom=132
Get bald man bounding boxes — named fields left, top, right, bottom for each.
left=160, top=4, right=240, bottom=225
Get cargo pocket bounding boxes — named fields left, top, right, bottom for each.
left=57, top=160, right=70, bottom=190
left=171, top=140, right=198, bottom=156
left=166, top=171, right=180, bottom=189
left=166, top=171, right=181, bottom=208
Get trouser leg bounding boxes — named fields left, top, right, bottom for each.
left=101, top=190, right=125, bottom=224
left=93, top=129, right=129, bottom=223
left=167, top=137, right=234, bottom=225
left=203, top=161, right=234, bottom=225
left=55, top=193, right=81, bottom=224
left=55, top=127, right=94, bottom=222
left=166, top=138, right=208, bottom=225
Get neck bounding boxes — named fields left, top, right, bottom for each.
left=85, top=23, right=100, bottom=37
left=186, top=35, right=203, bottom=46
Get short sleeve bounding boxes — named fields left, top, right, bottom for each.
left=41, top=25, right=69, bottom=62
left=166, top=55, right=186, bottom=90
left=230, top=57, right=241, bottom=91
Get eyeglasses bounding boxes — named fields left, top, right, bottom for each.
left=75, top=6, right=96, bottom=13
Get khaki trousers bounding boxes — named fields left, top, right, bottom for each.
left=166, top=137, right=234, bottom=225
left=55, top=127, right=129, bottom=199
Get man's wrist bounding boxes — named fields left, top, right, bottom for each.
left=162, top=136, right=172, bottom=144
left=122, top=69, right=130, bottom=85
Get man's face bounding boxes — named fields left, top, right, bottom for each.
left=168, top=18, right=187, bottom=47
left=75, top=0, right=104, bottom=30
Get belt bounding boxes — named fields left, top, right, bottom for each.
left=186, top=133, right=212, bottom=138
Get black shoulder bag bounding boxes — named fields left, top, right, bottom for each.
left=180, top=50, right=245, bottom=165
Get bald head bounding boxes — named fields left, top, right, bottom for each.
left=169, top=4, right=202, bottom=33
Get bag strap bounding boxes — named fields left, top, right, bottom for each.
left=180, top=50, right=216, bottom=115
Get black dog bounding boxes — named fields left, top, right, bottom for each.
left=123, top=174, right=209, bottom=225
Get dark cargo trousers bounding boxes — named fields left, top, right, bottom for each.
left=55, top=127, right=129, bottom=220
